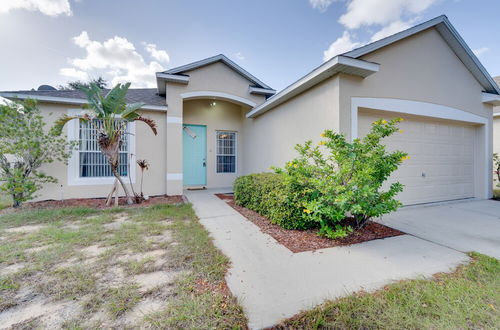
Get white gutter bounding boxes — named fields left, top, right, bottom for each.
left=246, top=55, right=379, bottom=118
left=249, top=86, right=276, bottom=96
left=0, top=92, right=168, bottom=112
left=155, top=73, right=190, bottom=84
left=482, top=92, right=500, bottom=106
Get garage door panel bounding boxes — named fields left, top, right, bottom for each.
left=359, top=111, right=476, bottom=205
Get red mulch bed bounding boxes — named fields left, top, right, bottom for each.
left=216, top=194, right=404, bottom=253
left=18, top=195, right=184, bottom=210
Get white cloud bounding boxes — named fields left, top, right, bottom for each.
left=0, top=0, right=72, bottom=16
left=234, top=52, right=245, bottom=60
left=60, top=31, right=169, bottom=87
left=473, top=47, right=489, bottom=57
left=144, top=43, right=170, bottom=63
left=59, top=67, right=89, bottom=80
left=309, top=0, right=336, bottom=12
left=323, top=31, right=361, bottom=61
left=370, top=20, right=412, bottom=42
left=339, top=0, right=438, bottom=29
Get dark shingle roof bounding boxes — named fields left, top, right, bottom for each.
left=0, top=88, right=166, bottom=107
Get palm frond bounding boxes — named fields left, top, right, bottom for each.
left=122, top=102, right=145, bottom=120
left=104, top=83, right=130, bottom=115
left=50, top=115, right=86, bottom=136
left=80, top=83, right=105, bottom=116
left=134, top=116, right=158, bottom=135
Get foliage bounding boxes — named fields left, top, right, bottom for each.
left=0, top=99, right=74, bottom=207
left=233, top=173, right=316, bottom=230
left=274, top=118, right=407, bottom=238
left=52, top=82, right=157, bottom=205
left=235, top=119, right=407, bottom=239
left=493, top=153, right=500, bottom=186
left=58, top=77, right=108, bottom=90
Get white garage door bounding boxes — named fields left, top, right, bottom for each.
left=358, top=110, right=476, bottom=205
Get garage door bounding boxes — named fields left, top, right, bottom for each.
left=358, top=110, right=476, bottom=205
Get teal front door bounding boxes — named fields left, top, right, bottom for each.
left=183, top=124, right=207, bottom=186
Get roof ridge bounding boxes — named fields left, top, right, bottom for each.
left=160, top=54, right=273, bottom=90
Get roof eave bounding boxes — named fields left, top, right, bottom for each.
left=344, top=15, right=500, bottom=95
left=482, top=92, right=500, bottom=106
left=164, top=54, right=273, bottom=90
left=246, top=55, right=379, bottom=118
left=0, top=92, right=168, bottom=112
left=249, top=86, right=276, bottom=96
left=155, top=72, right=190, bottom=95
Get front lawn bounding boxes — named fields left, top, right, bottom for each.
left=1, top=202, right=498, bottom=329
left=275, top=252, right=499, bottom=329
left=0, top=203, right=246, bottom=328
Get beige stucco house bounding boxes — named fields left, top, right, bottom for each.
left=2, top=15, right=500, bottom=205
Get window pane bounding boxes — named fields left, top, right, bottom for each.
left=79, top=119, right=129, bottom=178
left=216, top=131, right=236, bottom=173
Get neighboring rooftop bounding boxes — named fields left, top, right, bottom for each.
left=0, top=88, right=166, bottom=108
left=494, top=76, right=500, bottom=87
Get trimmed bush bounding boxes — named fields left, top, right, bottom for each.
left=235, top=118, right=406, bottom=240
left=233, top=173, right=316, bottom=230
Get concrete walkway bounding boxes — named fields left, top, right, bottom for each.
left=185, top=190, right=469, bottom=329
left=377, top=199, right=500, bottom=259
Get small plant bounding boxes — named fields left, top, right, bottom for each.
left=0, top=99, right=75, bottom=207
left=137, top=159, right=150, bottom=199
left=493, top=153, right=500, bottom=186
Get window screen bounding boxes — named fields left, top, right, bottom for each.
left=216, top=131, right=236, bottom=173
left=79, top=119, right=128, bottom=177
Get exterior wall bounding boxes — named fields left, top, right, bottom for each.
left=183, top=99, right=245, bottom=188
left=183, top=62, right=265, bottom=106
left=243, top=76, right=340, bottom=174
left=165, top=61, right=267, bottom=193
left=338, top=28, right=492, bottom=139
left=338, top=27, right=493, bottom=199
left=34, top=103, right=167, bottom=201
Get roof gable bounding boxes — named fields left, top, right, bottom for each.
left=344, top=15, right=499, bottom=95
left=163, top=54, right=272, bottom=90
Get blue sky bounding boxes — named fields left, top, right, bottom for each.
left=1, top=0, right=499, bottom=91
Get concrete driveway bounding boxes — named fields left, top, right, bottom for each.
left=377, top=199, right=500, bottom=259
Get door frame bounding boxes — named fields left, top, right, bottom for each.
left=182, top=123, right=207, bottom=186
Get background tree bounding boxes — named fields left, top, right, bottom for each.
left=58, top=77, right=108, bottom=90
left=0, top=99, right=74, bottom=207
left=53, top=82, right=157, bottom=206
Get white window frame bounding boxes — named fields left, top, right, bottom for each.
left=215, top=130, right=237, bottom=174
left=66, top=109, right=136, bottom=186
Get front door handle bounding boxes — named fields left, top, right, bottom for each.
left=203, top=159, right=206, bottom=167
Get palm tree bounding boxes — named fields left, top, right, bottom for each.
left=136, top=159, right=150, bottom=198
left=52, top=82, right=157, bottom=205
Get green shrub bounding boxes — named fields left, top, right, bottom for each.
left=276, top=118, right=407, bottom=239
left=235, top=119, right=406, bottom=239
left=233, top=173, right=315, bottom=230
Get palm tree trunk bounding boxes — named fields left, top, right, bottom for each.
left=113, top=168, right=133, bottom=205
left=106, top=179, right=117, bottom=206
left=140, top=170, right=144, bottom=197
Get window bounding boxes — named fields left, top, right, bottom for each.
left=79, top=119, right=129, bottom=177
left=216, top=131, right=236, bottom=173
